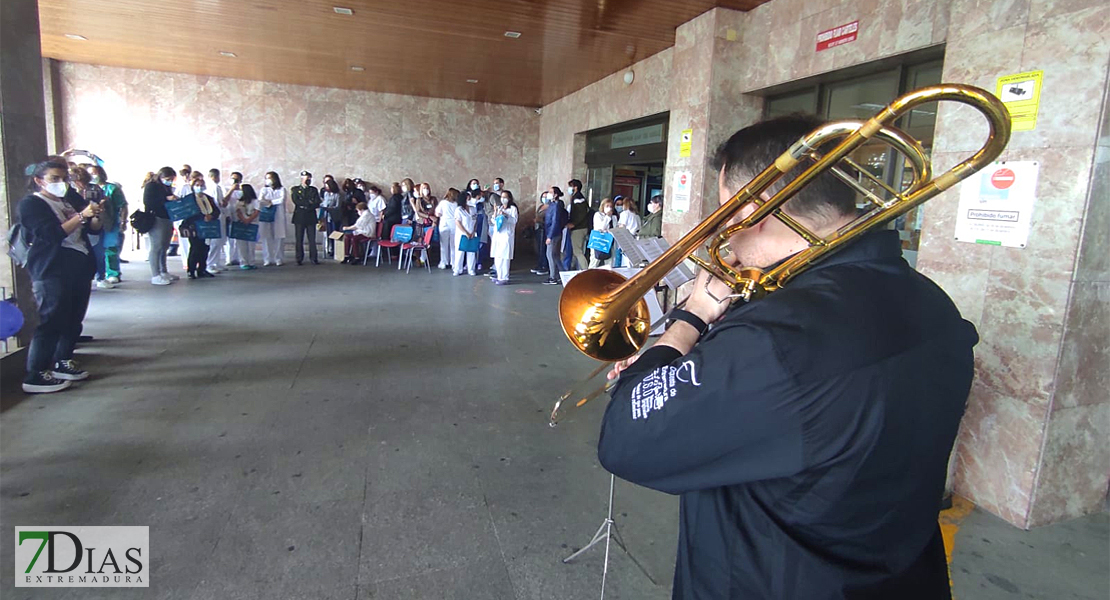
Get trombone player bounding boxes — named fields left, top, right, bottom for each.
left=598, top=115, right=977, bottom=599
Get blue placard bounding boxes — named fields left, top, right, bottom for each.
left=587, top=230, right=614, bottom=253
left=392, top=226, right=413, bottom=243
left=258, top=205, right=277, bottom=223
left=458, top=234, right=480, bottom=253
left=195, top=219, right=222, bottom=239
left=229, top=222, right=259, bottom=242
left=166, top=198, right=202, bottom=221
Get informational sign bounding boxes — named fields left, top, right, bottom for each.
left=679, top=129, right=693, bottom=157
left=816, top=20, right=858, bottom=52
left=611, top=123, right=665, bottom=149
left=955, top=161, right=1039, bottom=248
left=672, top=171, right=691, bottom=213
left=996, top=70, right=1043, bottom=132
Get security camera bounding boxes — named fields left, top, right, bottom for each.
left=534, top=108, right=543, bottom=115
left=628, top=150, right=636, bottom=157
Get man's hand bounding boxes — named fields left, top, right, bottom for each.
left=546, top=238, right=552, bottom=245
left=684, top=267, right=737, bottom=326
left=606, top=354, right=641, bottom=380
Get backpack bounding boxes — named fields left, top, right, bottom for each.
left=6, top=223, right=30, bottom=267
left=129, top=209, right=156, bottom=234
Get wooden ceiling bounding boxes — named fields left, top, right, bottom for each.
left=38, top=0, right=771, bottom=107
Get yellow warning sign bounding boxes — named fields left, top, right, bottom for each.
left=679, top=129, right=693, bottom=157
left=996, top=70, right=1043, bottom=132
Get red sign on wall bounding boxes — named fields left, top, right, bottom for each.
left=990, top=168, right=1016, bottom=189
left=816, top=20, right=858, bottom=52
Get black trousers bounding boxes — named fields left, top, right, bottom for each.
left=187, top=236, right=209, bottom=275
left=295, top=222, right=318, bottom=263
left=26, top=249, right=93, bottom=377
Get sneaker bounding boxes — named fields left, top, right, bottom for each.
left=208, top=266, right=223, bottom=273
left=22, top=371, right=72, bottom=394
left=240, top=264, right=257, bottom=270
left=453, top=272, right=463, bottom=277
left=151, top=275, right=171, bottom=285
left=275, top=261, right=284, bottom=266
left=494, top=279, right=508, bottom=286
left=52, top=360, right=89, bottom=381
left=543, top=278, right=560, bottom=285
left=262, top=262, right=274, bottom=267
left=96, top=279, right=114, bottom=289
left=106, top=276, right=121, bottom=284
left=530, top=268, right=544, bottom=275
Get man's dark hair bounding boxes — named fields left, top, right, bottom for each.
left=567, top=179, right=582, bottom=191
left=713, top=114, right=856, bottom=226
left=231, top=171, right=243, bottom=181
left=368, top=185, right=382, bottom=195
left=209, top=168, right=220, bottom=178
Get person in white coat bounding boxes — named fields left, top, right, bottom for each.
left=224, top=172, right=243, bottom=264
left=205, top=168, right=228, bottom=272
left=489, top=190, right=518, bottom=285
left=615, top=196, right=642, bottom=267
left=453, top=192, right=478, bottom=276
left=589, top=198, right=617, bottom=269
left=234, top=184, right=260, bottom=269
left=435, top=188, right=459, bottom=270
left=258, top=171, right=288, bottom=266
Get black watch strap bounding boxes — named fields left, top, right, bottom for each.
left=667, top=309, right=709, bottom=336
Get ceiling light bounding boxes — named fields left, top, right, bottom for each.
left=350, top=66, right=365, bottom=72
left=333, top=7, right=353, bottom=15
left=466, top=79, right=479, bottom=84
left=65, top=34, right=87, bottom=41
left=504, top=31, right=521, bottom=38
left=218, top=51, right=237, bottom=58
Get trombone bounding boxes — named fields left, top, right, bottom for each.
left=548, top=84, right=1011, bottom=426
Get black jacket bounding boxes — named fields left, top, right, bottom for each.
left=143, top=180, right=175, bottom=219
left=568, top=192, right=589, bottom=229
left=291, top=185, right=321, bottom=225
left=598, top=231, right=975, bottom=600
left=17, top=192, right=97, bottom=281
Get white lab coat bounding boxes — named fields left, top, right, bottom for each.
left=490, top=205, right=518, bottom=260
left=454, top=205, right=477, bottom=275
left=367, top=194, right=386, bottom=222
left=258, top=186, right=287, bottom=265
left=436, top=199, right=457, bottom=269
left=206, top=181, right=228, bottom=269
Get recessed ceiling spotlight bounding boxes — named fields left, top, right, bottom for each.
left=219, top=51, right=237, bottom=57
left=504, top=31, right=522, bottom=38
left=466, top=79, right=479, bottom=84
left=350, top=66, right=365, bottom=72
left=333, top=7, right=353, bottom=15
left=65, top=34, right=87, bottom=41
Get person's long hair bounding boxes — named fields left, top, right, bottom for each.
left=390, top=182, right=401, bottom=196
left=621, top=197, right=639, bottom=215
left=240, top=184, right=258, bottom=202
left=456, top=191, right=471, bottom=209
left=266, top=171, right=283, bottom=189
left=140, top=171, right=156, bottom=189
left=25, top=156, right=69, bottom=192
left=323, top=179, right=340, bottom=194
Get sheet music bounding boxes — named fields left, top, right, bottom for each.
left=609, top=230, right=695, bottom=290
left=610, top=228, right=647, bottom=265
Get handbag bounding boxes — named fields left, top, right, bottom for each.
left=458, top=234, right=480, bottom=253
left=129, top=209, right=155, bottom=234
left=587, top=230, right=614, bottom=254
left=258, top=205, right=277, bottom=223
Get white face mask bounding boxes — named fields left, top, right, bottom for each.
left=421, top=189, right=429, bottom=197
left=194, top=185, right=206, bottom=194
left=402, top=186, right=410, bottom=193
left=470, top=183, right=479, bottom=191
left=162, top=178, right=174, bottom=187
left=44, top=181, right=69, bottom=198
left=500, top=196, right=509, bottom=205
left=493, top=183, right=501, bottom=192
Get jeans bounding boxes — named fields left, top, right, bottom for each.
left=546, top=234, right=563, bottom=281
left=294, top=221, right=318, bottom=263
left=90, top=234, right=106, bottom=281
left=148, top=217, right=172, bottom=277
left=533, top=228, right=548, bottom=271
left=26, top=249, right=92, bottom=378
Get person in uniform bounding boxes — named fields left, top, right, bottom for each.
left=290, top=170, right=321, bottom=265
left=598, top=114, right=976, bottom=600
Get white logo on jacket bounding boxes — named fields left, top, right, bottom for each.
left=630, top=360, right=700, bottom=420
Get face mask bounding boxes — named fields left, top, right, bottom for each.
left=500, top=197, right=509, bottom=205
left=616, top=206, right=624, bottom=213
left=493, top=183, right=501, bottom=192
left=89, top=175, right=101, bottom=184
left=266, top=180, right=274, bottom=187
left=44, top=181, right=69, bottom=197
left=470, top=183, right=479, bottom=191
left=542, top=196, right=551, bottom=204
left=305, top=180, right=312, bottom=186
left=194, top=185, right=206, bottom=194
left=162, top=178, right=174, bottom=187
left=402, top=186, right=410, bottom=193
left=421, top=189, right=429, bottom=197
left=467, top=198, right=476, bottom=207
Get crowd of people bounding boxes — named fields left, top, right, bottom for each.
left=14, top=155, right=664, bottom=393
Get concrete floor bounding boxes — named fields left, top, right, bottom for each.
left=1, top=250, right=1107, bottom=599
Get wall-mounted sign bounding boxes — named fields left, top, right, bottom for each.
left=679, top=129, right=693, bottom=157
left=672, top=171, right=691, bottom=213
left=955, top=161, right=1039, bottom=248
left=610, top=123, right=665, bottom=149
left=996, top=70, right=1043, bottom=132
left=816, top=20, right=858, bottom=52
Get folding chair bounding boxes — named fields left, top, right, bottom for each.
left=401, top=226, right=436, bottom=273
left=362, top=221, right=383, bottom=266
left=375, top=225, right=411, bottom=267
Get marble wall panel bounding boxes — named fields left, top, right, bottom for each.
left=1026, top=403, right=1110, bottom=527
left=57, top=63, right=538, bottom=223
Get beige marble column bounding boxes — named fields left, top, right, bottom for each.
left=1, top=0, right=47, bottom=348
left=917, top=0, right=1109, bottom=528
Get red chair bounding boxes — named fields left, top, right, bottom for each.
left=362, top=221, right=383, bottom=266
left=401, top=226, right=436, bottom=273
left=375, top=225, right=412, bottom=267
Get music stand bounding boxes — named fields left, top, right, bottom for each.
left=562, top=473, right=657, bottom=599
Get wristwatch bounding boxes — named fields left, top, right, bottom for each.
left=666, top=309, right=709, bottom=336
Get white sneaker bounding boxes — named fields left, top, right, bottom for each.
left=208, top=266, right=223, bottom=273
left=96, top=279, right=114, bottom=289
left=106, top=276, right=121, bottom=284
left=151, top=275, right=171, bottom=286
left=275, top=261, right=284, bottom=266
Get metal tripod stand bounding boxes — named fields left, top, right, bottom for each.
left=562, top=474, right=657, bottom=599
